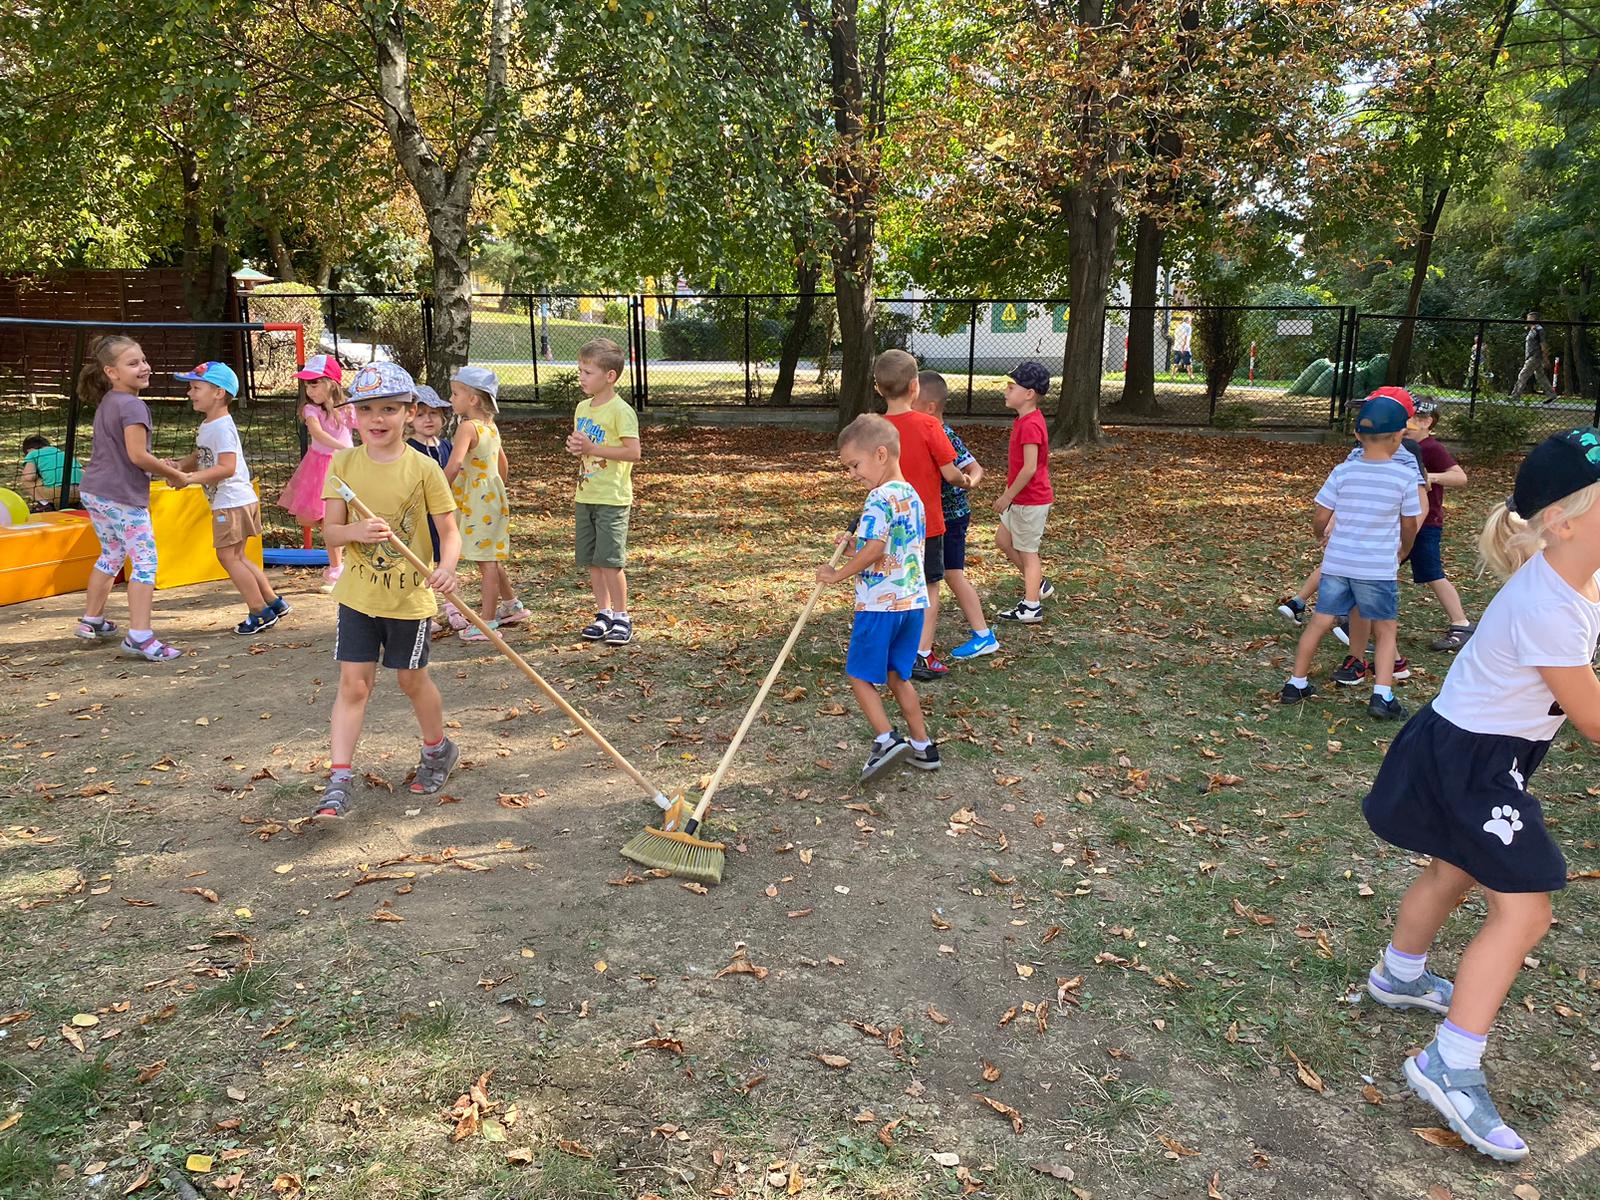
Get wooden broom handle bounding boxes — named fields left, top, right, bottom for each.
left=689, top=537, right=853, bottom=826
left=331, top=477, right=668, bottom=803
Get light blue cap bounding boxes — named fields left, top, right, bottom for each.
left=175, top=361, right=239, bottom=396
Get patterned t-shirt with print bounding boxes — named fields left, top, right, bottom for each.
left=853, top=480, right=929, bottom=613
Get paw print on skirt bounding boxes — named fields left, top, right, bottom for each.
left=1482, top=806, right=1523, bottom=847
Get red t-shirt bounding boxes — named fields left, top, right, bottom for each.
left=1007, top=409, right=1054, bottom=505
left=885, top=410, right=955, bottom=538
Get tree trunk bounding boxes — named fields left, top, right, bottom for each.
left=833, top=264, right=876, bottom=425
left=265, top=223, right=297, bottom=282
left=427, top=223, right=473, bottom=391
left=771, top=259, right=820, bottom=407
left=1386, top=184, right=1447, bottom=385
left=1559, top=272, right=1595, bottom=404
left=1117, top=212, right=1164, bottom=414
left=175, top=143, right=234, bottom=361
left=1054, top=180, right=1120, bottom=448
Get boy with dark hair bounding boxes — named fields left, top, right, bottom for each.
left=19, top=434, right=82, bottom=508
left=1407, top=399, right=1475, bottom=651
left=1281, top=394, right=1422, bottom=720
left=170, top=362, right=289, bottom=636
left=818, top=413, right=939, bottom=779
left=994, top=361, right=1055, bottom=623
left=872, top=350, right=972, bottom=680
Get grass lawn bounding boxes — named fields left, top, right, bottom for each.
left=469, top=308, right=665, bottom=362
left=1, top=425, right=1596, bottom=1200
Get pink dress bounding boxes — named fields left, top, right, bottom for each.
left=277, top=404, right=354, bottom=523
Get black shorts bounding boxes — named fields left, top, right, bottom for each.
left=1362, top=704, right=1565, bottom=893
left=943, top=513, right=969, bottom=572
left=923, top=533, right=945, bottom=585
left=334, top=605, right=433, bottom=671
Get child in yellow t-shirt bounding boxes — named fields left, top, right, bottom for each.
left=312, top=362, right=462, bottom=821
left=565, top=338, right=641, bottom=645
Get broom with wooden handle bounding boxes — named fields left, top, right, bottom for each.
left=330, top=477, right=673, bottom=811
left=621, top=536, right=853, bottom=884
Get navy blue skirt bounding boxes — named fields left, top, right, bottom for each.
left=1362, top=704, right=1567, bottom=893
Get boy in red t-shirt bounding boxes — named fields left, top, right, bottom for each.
left=994, top=362, right=1055, bottom=623
left=873, top=350, right=973, bottom=679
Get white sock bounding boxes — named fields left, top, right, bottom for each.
left=1384, top=943, right=1427, bottom=982
left=1374, top=684, right=1394, bottom=701
left=612, top=609, right=628, bottom=620
left=972, top=626, right=990, bottom=637
left=874, top=730, right=894, bottom=747
left=1435, top=1019, right=1490, bottom=1123
left=1288, top=675, right=1309, bottom=689
left=130, top=629, right=152, bottom=641
left=909, top=737, right=931, bottom=751
left=600, top=608, right=613, bottom=619
left=918, top=645, right=932, bottom=657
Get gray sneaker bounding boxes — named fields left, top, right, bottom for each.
left=860, top=733, right=911, bottom=781
left=409, top=737, right=460, bottom=795
left=1404, top=1041, right=1528, bottom=1162
left=1366, top=961, right=1453, bottom=1014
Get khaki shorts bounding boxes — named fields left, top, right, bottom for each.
left=213, top=502, right=263, bottom=549
left=1000, top=502, right=1051, bottom=554
left=575, top=502, right=630, bottom=569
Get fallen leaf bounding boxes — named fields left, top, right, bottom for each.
left=926, top=1004, right=950, bottom=1025
left=1511, top=1186, right=1541, bottom=1200
left=786, top=1162, right=804, bottom=1195
left=1361, top=1084, right=1384, bottom=1105
left=931, top=1152, right=960, bottom=1168
left=974, top=1094, right=1024, bottom=1133
left=1207, top=1171, right=1224, bottom=1200
left=181, top=887, right=220, bottom=903
left=1285, top=1047, right=1325, bottom=1094
left=814, top=1053, right=851, bottom=1069
left=1412, top=1126, right=1468, bottom=1149
left=1157, top=1133, right=1198, bottom=1157
left=370, top=910, right=404, bottom=923
left=185, top=1154, right=214, bottom=1172
left=981, top=1061, right=1001, bottom=1082
left=931, top=910, right=951, bottom=930
left=715, top=954, right=769, bottom=981
left=0, top=1112, right=19, bottom=1133
left=1028, top=1163, right=1074, bottom=1181
left=60, top=1024, right=86, bottom=1052
left=123, top=1166, right=153, bottom=1195
left=556, top=1139, right=595, bottom=1159
left=70, top=1013, right=100, bottom=1028
left=682, top=882, right=709, bottom=895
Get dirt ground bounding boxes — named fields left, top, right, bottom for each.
left=1, top=424, right=1596, bottom=1200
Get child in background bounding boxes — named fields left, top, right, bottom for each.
left=1280, top=394, right=1421, bottom=719
left=73, top=335, right=188, bottom=659
left=408, top=385, right=465, bottom=635
left=1408, top=399, right=1476, bottom=651
left=277, top=354, right=354, bottom=591
left=1361, top=428, right=1600, bottom=1162
left=913, top=371, right=997, bottom=661
left=169, top=361, right=289, bottom=636
left=817, top=414, right=939, bottom=779
left=313, top=361, right=462, bottom=819
left=19, top=434, right=82, bottom=509
left=873, top=350, right=970, bottom=680
left=445, top=366, right=527, bottom=640
left=994, top=362, right=1056, bottom=623
left=567, top=338, right=641, bottom=646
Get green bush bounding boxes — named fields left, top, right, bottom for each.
left=373, top=301, right=426, bottom=379
left=1212, top=403, right=1258, bottom=430
left=1451, top=398, right=1540, bottom=457
left=660, top=316, right=726, bottom=360
left=331, top=291, right=380, bottom=338
left=541, top=369, right=584, bottom=408
left=602, top=299, right=627, bottom=325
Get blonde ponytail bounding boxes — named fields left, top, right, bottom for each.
left=1478, top=481, right=1600, bottom=580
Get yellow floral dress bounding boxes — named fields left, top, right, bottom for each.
left=452, top=419, right=509, bottom=562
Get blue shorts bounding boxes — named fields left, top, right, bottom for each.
left=1406, top=524, right=1445, bottom=584
left=1363, top=704, right=1564, bottom=893
left=846, top=609, right=923, bottom=686
left=941, top=513, right=969, bottom=572
left=1317, top=573, right=1399, bottom=622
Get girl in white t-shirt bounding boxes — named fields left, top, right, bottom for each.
left=1361, top=428, right=1600, bottom=1163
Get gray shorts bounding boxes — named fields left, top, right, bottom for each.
left=575, top=502, right=630, bottom=569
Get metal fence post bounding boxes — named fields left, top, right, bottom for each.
left=639, top=295, right=650, bottom=408
left=1328, top=307, right=1345, bottom=428
left=1468, top=318, right=1486, bottom=422
left=743, top=295, right=753, bottom=405
left=237, top=293, right=256, bottom=411
left=57, top=327, right=87, bottom=510
left=328, top=293, right=341, bottom=363
left=966, top=301, right=978, bottom=415
left=521, top=294, right=538, bottom=404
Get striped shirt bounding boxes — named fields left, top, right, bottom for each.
left=1315, top=457, right=1423, bottom=581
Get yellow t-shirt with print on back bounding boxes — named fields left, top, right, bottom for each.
left=573, top=395, right=639, bottom=507
left=322, top=444, right=456, bottom=620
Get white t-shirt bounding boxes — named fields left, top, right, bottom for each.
left=1315, top=457, right=1422, bottom=581
left=1174, top=321, right=1192, bottom=352
left=1433, top=552, right=1600, bottom=742
left=196, top=414, right=256, bottom=510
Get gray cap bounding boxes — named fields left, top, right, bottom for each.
left=343, top=360, right=416, bottom=403
left=413, top=384, right=450, bottom=408
left=453, top=365, right=500, bottom=410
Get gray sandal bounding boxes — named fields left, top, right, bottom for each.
left=409, top=739, right=459, bottom=795
left=312, top=779, right=353, bottom=820
left=1430, top=624, right=1475, bottom=652
left=1404, top=1042, right=1528, bottom=1161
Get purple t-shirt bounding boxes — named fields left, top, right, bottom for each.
left=79, top=390, right=154, bottom=507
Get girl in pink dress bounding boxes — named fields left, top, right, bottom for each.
left=276, top=354, right=354, bottom=587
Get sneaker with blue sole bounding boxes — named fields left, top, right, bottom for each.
left=949, top=630, right=999, bottom=660
left=1366, top=961, right=1454, bottom=1013
left=1404, top=1041, right=1529, bottom=1162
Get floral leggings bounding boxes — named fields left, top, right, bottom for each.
left=82, top=493, right=158, bottom=586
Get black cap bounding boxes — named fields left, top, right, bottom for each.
left=1008, top=361, right=1050, bottom=395
left=1510, top=428, right=1600, bottom=518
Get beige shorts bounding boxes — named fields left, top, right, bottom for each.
left=212, top=502, right=262, bottom=549
left=1000, top=502, right=1051, bottom=554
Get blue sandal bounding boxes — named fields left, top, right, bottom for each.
left=1367, top=961, right=1454, bottom=1014
left=1404, top=1042, right=1528, bottom=1162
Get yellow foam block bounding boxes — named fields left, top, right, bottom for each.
left=0, top=511, right=106, bottom=607
left=150, top=482, right=263, bottom=591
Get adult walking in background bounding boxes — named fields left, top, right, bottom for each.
left=1511, top=311, right=1557, bottom=404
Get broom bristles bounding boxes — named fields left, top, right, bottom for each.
left=621, top=825, right=726, bottom=884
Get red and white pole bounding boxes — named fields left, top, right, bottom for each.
left=1249, top=341, right=1257, bottom=382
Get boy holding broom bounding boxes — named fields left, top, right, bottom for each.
left=817, top=413, right=940, bottom=779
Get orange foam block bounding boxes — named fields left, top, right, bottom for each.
left=0, top=511, right=104, bottom=606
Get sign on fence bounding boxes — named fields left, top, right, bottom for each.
left=991, top=302, right=1029, bottom=333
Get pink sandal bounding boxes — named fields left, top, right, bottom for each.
left=119, top=634, right=182, bottom=661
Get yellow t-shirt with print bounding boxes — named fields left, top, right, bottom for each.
left=322, top=445, right=456, bottom=620
left=573, top=395, right=640, bottom=507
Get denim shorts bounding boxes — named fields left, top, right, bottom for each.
left=1407, top=524, right=1445, bottom=584
left=845, top=609, right=923, bottom=686
left=1317, top=573, right=1399, bottom=622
